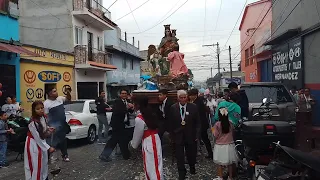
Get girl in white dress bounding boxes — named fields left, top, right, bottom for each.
left=24, top=101, right=55, bottom=180
left=129, top=96, right=164, bottom=180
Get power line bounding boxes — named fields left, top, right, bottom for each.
left=233, top=0, right=302, bottom=61
left=114, top=0, right=152, bottom=22
left=107, top=0, right=119, bottom=10
left=223, top=0, right=248, bottom=48
left=135, top=0, right=190, bottom=34
left=203, top=0, right=207, bottom=44
left=210, top=0, right=222, bottom=43
left=125, top=0, right=141, bottom=32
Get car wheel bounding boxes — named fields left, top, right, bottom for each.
left=87, top=125, right=96, bottom=144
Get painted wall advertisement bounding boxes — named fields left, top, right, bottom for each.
left=272, top=37, right=303, bottom=89
left=20, top=46, right=74, bottom=116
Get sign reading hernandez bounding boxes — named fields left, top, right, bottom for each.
left=272, top=37, right=303, bottom=88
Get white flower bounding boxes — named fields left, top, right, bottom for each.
left=186, top=112, right=189, bottom=115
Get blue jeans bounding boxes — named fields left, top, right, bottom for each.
left=0, top=141, right=7, bottom=166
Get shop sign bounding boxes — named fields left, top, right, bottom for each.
left=224, top=77, right=242, bottom=85
left=38, top=71, right=62, bottom=82
left=34, top=48, right=67, bottom=60
left=272, top=37, right=303, bottom=88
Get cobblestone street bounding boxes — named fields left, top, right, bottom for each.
left=0, top=135, right=217, bottom=180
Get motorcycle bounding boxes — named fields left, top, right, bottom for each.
left=235, top=98, right=296, bottom=179
left=257, top=143, right=320, bottom=180
left=7, top=111, right=29, bottom=160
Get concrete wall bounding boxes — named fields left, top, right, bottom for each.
left=272, top=0, right=320, bottom=38
left=72, top=16, right=104, bottom=50
left=104, top=27, right=121, bottom=47
left=240, top=0, right=272, bottom=83
left=106, top=52, right=140, bottom=85
left=0, top=15, right=19, bottom=41
left=19, top=0, right=73, bottom=52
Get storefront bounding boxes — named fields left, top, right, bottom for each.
left=19, top=45, right=75, bottom=116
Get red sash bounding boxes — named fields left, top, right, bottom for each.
left=137, top=114, right=158, bottom=139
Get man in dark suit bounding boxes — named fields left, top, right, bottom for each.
left=99, top=89, right=133, bottom=161
left=188, top=89, right=213, bottom=159
left=157, top=89, right=174, bottom=139
left=170, top=90, right=201, bottom=180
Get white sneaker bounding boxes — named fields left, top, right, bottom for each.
left=62, top=156, right=70, bottom=162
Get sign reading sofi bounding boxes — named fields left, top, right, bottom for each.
left=38, top=71, right=62, bottom=82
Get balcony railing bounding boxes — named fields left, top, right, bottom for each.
left=74, top=45, right=111, bottom=65
left=73, top=0, right=111, bottom=20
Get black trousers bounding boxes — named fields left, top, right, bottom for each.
left=100, top=128, right=130, bottom=159
left=56, top=138, right=68, bottom=157
left=201, top=128, right=213, bottom=157
left=175, top=142, right=196, bottom=174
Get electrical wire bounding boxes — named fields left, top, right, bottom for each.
left=136, top=0, right=190, bottom=34
left=114, top=0, right=153, bottom=22
left=203, top=0, right=207, bottom=44
left=107, top=0, right=119, bottom=10
left=210, top=0, right=222, bottom=43
left=125, top=0, right=141, bottom=32
left=223, top=0, right=248, bottom=48
left=232, top=0, right=302, bottom=61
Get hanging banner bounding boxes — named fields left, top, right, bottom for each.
left=272, top=37, right=303, bottom=89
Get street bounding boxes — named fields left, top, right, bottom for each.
left=0, top=135, right=217, bottom=180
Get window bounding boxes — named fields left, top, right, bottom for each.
left=89, top=102, right=97, bottom=113
left=241, top=85, right=292, bottom=103
left=0, top=0, right=8, bottom=12
left=245, top=49, right=249, bottom=67
left=130, top=59, right=134, bottom=70
left=64, top=102, right=85, bottom=113
left=75, top=27, right=83, bottom=45
left=107, top=53, right=113, bottom=64
left=97, top=36, right=103, bottom=51
left=249, top=45, right=255, bottom=65
left=122, top=57, right=127, bottom=69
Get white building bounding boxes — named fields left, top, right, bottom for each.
left=19, top=0, right=117, bottom=99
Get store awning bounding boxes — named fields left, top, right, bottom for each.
left=88, top=61, right=117, bottom=70
left=0, top=42, right=40, bottom=56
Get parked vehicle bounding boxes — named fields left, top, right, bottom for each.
left=235, top=98, right=296, bottom=179
left=257, top=144, right=320, bottom=180
left=64, top=100, right=112, bottom=143
left=241, top=82, right=297, bottom=123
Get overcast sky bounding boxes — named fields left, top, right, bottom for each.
left=103, top=0, right=257, bottom=81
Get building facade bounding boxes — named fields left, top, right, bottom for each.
left=19, top=0, right=117, bottom=99
left=268, top=0, right=320, bottom=125
left=105, top=28, right=142, bottom=99
left=0, top=0, right=38, bottom=105
left=19, top=45, right=75, bottom=116
left=239, top=0, right=272, bottom=83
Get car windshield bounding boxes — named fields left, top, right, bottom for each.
left=241, top=85, right=293, bottom=103
left=64, top=102, right=84, bottom=112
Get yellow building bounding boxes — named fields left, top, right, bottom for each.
left=20, top=45, right=75, bottom=117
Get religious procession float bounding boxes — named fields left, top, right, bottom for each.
left=133, top=24, right=194, bottom=103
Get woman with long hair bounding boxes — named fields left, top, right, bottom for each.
left=129, top=96, right=163, bottom=180
left=24, top=101, right=55, bottom=180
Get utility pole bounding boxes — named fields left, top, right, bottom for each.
left=203, top=42, right=220, bottom=86
left=229, top=46, right=233, bottom=79
left=211, top=67, right=213, bottom=77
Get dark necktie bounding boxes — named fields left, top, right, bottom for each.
left=181, top=107, right=185, bottom=120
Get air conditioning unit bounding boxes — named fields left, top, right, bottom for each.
left=9, top=1, right=19, bottom=17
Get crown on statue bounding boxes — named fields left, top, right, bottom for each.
left=164, top=24, right=171, bottom=30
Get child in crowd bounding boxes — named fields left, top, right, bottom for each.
left=24, top=101, right=55, bottom=180
left=0, top=111, right=15, bottom=168
left=213, top=108, right=238, bottom=180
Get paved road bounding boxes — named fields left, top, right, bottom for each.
left=0, top=135, right=217, bottom=180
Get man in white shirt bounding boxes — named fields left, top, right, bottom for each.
left=44, top=87, right=71, bottom=162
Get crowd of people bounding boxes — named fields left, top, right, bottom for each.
left=0, top=82, right=250, bottom=180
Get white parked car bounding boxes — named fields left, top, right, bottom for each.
left=64, top=100, right=112, bottom=143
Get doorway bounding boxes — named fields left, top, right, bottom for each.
left=0, top=65, right=16, bottom=106
left=86, top=0, right=91, bottom=9
left=77, top=82, right=98, bottom=99
left=44, top=83, right=57, bottom=100
left=87, top=32, right=93, bottom=61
